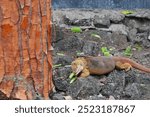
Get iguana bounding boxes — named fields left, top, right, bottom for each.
left=71, top=56, right=150, bottom=78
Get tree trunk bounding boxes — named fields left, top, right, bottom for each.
left=0, top=0, right=53, bottom=99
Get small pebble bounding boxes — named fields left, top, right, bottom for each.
left=148, top=35, right=150, bottom=40
left=64, top=96, right=73, bottom=100
left=109, top=95, right=115, bottom=100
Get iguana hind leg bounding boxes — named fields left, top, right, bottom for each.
left=115, top=61, right=132, bottom=71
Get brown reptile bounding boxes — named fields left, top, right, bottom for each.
left=71, top=56, right=150, bottom=78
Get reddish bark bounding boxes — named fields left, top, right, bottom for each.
left=0, top=0, right=53, bottom=99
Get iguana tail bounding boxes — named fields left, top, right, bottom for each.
left=112, top=56, right=150, bottom=73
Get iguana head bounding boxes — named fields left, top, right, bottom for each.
left=71, top=57, right=87, bottom=76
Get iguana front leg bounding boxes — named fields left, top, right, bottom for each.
left=115, top=61, right=132, bottom=71
left=79, top=68, right=90, bottom=78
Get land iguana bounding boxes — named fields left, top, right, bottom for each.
left=71, top=56, right=150, bottom=78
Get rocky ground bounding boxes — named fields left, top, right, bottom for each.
left=51, top=9, right=150, bottom=100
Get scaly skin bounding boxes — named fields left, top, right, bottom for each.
left=71, top=56, right=150, bottom=78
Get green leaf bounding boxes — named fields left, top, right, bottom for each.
left=121, top=10, right=134, bottom=15
left=109, top=47, right=115, bottom=51
left=104, top=52, right=111, bottom=56
left=76, top=51, right=84, bottom=56
left=53, top=64, right=62, bottom=68
left=135, top=44, right=142, bottom=51
left=101, top=47, right=112, bottom=56
left=57, top=53, right=65, bottom=56
left=70, top=77, right=77, bottom=84
left=71, top=27, right=82, bottom=33
left=69, top=73, right=75, bottom=79
left=91, top=34, right=101, bottom=39
left=124, top=46, right=132, bottom=57
left=101, top=47, right=108, bottom=53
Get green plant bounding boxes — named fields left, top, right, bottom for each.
left=57, top=53, right=65, bottom=56
left=101, top=47, right=111, bottom=56
left=70, top=77, right=77, bottom=84
left=91, top=33, right=101, bottom=39
left=121, top=10, right=134, bottom=15
left=53, top=64, right=62, bottom=68
left=76, top=51, right=84, bottom=56
left=135, top=43, right=142, bottom=51
left=124, top=46, right=132, bottom=57
left=71, top=27, right=82, bottom=33
left=69, top=72, right=77, bottom=84
left=104, top=51, right=111, bottom=56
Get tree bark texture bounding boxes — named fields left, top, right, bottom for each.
left=0, top=0, right=53, bottom=99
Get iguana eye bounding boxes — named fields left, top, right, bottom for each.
left=80, top=62, right=84, bottom=66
